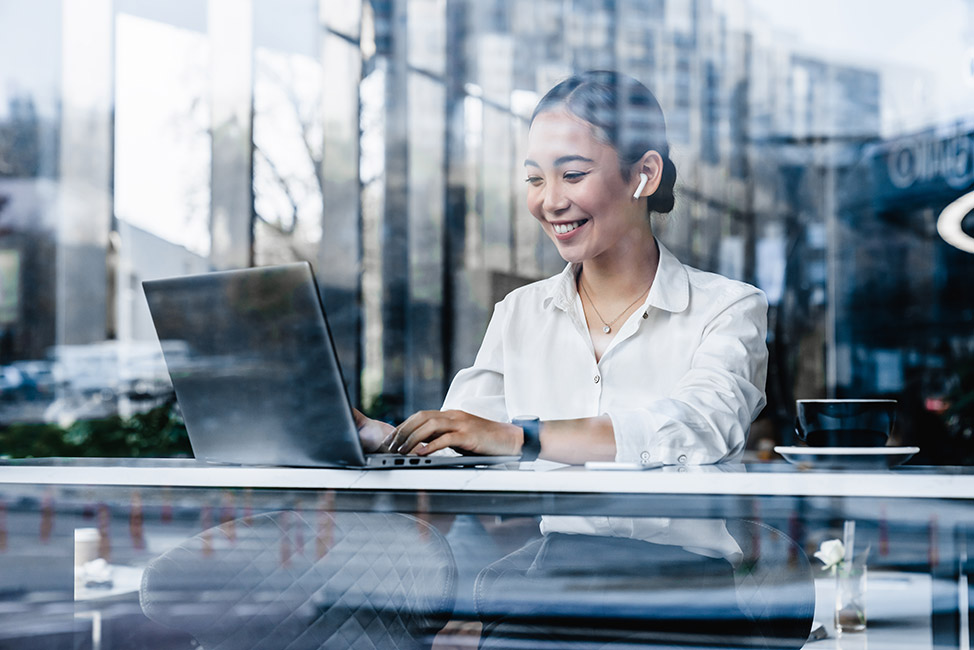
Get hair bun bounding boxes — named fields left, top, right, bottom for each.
left=646, top=156, right=677, bottom=214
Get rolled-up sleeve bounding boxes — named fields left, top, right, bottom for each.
left=609, top=288, right=769, bottom=465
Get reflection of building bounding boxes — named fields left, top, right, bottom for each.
left=112, top=220, right=210, bottom=344
left=837, top=123, right=974, bottom=399
left=750, top=57, right=883, bottom=433
left=0, top=91, right=60, bottom=364
left=0, top=0, right=972, bottom=453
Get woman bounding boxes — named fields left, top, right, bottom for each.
left=357, top=70, right=768, bottom=466
left=355, top=71, right=777, bottom=648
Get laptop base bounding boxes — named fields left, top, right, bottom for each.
left=364, top=454, right=520, bottom=469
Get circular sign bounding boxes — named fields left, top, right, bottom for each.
left=937, top=190, right=974, bottom=253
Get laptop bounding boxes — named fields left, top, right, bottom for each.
left=143, top=263, right=518, bottom=469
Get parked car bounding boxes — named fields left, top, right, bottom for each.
left=9, top=360, right=61, bottom=399
left=0, top=365, right=25, bottom=400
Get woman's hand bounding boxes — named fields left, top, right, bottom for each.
left=352, top=407, right=396, bottom=454
left=384, top=409, right=522, bottom=457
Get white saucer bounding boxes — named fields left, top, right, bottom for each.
left=774, top=446, right=920, bottom=469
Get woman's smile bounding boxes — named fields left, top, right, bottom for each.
left=551, top=218, right=589, bottom=237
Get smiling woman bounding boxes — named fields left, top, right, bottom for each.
left=351, top=70, right=774, bottom=649
left=356, top=70, right=769, bottom=469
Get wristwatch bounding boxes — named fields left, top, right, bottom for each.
left=512, top=415, right=542, bottom=461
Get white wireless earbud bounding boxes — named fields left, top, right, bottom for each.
left=633, top=173, right=649, bottom=199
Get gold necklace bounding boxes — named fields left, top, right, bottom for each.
left=578, top=279, right=650, bottom=334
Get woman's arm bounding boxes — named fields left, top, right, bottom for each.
left=538, top=416, right=616, bottom=463
left=607, top=288, right=768, bottom=465
left=386, top=411, right=617, bottom=464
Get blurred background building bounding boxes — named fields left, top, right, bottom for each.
left=0, top=0, right=973, bottom=462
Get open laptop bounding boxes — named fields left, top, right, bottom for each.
left=143, top=263, right=518, bottom=469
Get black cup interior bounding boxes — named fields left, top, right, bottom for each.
left=795, top=400, right=895, bottom=447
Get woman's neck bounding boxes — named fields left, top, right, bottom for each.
left=579, top=231, right=660, bottom=302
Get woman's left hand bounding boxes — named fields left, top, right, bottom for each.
left=352, top=407, right=397, bottom=454
left=384, top=409, right=522, bottom=457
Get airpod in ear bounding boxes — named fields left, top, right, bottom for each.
left=633, top=173, right=649, bottom=199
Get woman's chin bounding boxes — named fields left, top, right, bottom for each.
left=553, top=247, right=582, bottom=264
left=545, top=235, right=585, bottom=263
left=553, top=242, right=594, bottom=265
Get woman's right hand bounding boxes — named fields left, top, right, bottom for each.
left=381, top=409, right=523, bottom=457
left=352, top=407, right=396, bottom=454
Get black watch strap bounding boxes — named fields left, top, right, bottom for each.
left=512, top=416, right=541, bottom=461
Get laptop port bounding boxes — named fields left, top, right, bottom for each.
left=409, top=458, right=420, bottom=465
left=394, top=458, right=404, bottom=466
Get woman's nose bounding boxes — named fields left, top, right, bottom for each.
left=542, top=183, right=569, bottom=213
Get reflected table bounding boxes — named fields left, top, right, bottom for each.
left=811, top=571, right=938, bottom=649
left=0, top=457, right=971, bottom=649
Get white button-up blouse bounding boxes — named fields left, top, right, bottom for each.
left=441, top=239, right=769, bottom=465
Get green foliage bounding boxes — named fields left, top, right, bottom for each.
left=0, top=398, right=192, bottom=459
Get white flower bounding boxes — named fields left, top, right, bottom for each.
left=814, top=539, right=846, bottom=570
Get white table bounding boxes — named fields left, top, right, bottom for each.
left=0, top=458, right=972, bottom=498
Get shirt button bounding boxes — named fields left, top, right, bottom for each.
left=594, top=375, right=601, bottom=384
left=640, top=451, right=651, bottom=462
left=642, top=312, right=648, bottom=319
left=678, top=454, right=688, bottom=464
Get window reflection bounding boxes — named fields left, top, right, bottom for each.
left=0, top=0, right=971, bottom=464
left=253, top=0, right=323, bottom=267
left=114, top=13, right=211, bottom=259
left=0, top=477, right=968, bottom=649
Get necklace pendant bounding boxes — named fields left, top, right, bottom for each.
left=602, top=325, right=611, bottom=334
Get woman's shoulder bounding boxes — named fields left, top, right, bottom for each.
left=658, top=241, right=766, bottom=311
left=683, top=263, right=767, bottom=309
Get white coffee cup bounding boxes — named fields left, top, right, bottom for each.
left=74, top=527, right=101, bottom=567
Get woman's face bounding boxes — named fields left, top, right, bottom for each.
left=524, top=109, right=650, bottom=265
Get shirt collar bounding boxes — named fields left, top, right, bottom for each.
left=645, top=239, right=690, bottom=313
left=543, top=263, right=581, bottom=312
left=542, top=238, right=689, bottom=314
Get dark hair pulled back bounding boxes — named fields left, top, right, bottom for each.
left=531, top=70, right=677, bottom=215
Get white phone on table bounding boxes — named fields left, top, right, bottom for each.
left=584, top=461, right=664, bottom=471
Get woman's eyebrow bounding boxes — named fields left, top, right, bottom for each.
left=555, top=155, right=594, bottom=166
left=523, top=155, right=595, bottom=168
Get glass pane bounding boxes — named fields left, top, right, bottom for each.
left=0, top=0, right=973, bottom=485
left=0, top=467, right=971, bottom=649
left=252, top=0, right=323, bottom=267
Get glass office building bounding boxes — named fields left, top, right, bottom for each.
left=0, top=0, right=973, bottom=462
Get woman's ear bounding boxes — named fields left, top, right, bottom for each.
left=632, top=150, right=663, bottom=199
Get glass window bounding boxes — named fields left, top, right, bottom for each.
left=0, top=0, right=972, bottom=464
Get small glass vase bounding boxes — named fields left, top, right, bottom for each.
left=834, top=561, right=867, bottom=633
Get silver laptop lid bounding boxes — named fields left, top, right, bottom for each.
left=143, top=263, right=366, bottom=468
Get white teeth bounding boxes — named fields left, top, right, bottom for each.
left=553, top=220, right=585, bottom=234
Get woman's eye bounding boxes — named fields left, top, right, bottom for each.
left=525, top=176, right=543, bottom=186
left=564, top=171, right=588, bottom=182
